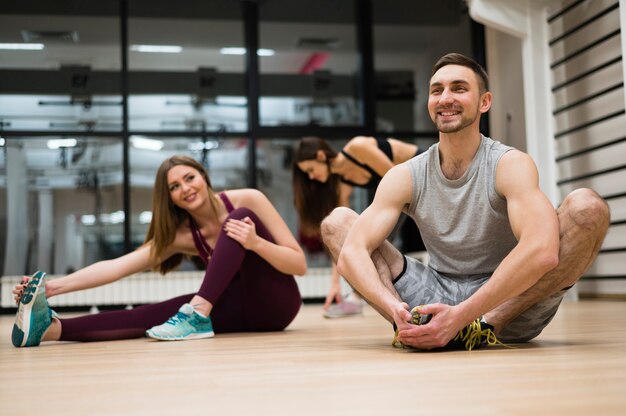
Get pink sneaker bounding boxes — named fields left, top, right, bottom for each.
left=323, top=300, right=363, bottom=318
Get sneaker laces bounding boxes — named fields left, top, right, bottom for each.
left=392, top=315, right=512, bottom=351
left=453, top=319, right=511, bottom=351
left=391, top=331, right=403, bottom=349
left=165, top=311, right=191, bottom=326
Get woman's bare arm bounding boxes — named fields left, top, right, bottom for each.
left=42, top=244, right=159, bottom=298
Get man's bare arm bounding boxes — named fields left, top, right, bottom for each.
left=454, top=150, right=559, bottom=321
left=337, top=164, right=413, bottom=320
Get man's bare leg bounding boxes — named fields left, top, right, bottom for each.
left=485, top=188, right=610, bottom=333
left=321, top=207, right=406, bottom=322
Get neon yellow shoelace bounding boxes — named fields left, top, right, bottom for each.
left=392, top=315, right=511, bottom=351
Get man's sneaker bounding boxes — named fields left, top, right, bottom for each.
left=12, top=271, right=53, bottom=347
left=323, top=299, right=363, bottom=319
left=446, top=318, right=503, bottom=351
left=392, top=305, right=507, bottom=351
left=391, top=305, right=431, bottom=348
left=146, top=303, right=214, bottom=341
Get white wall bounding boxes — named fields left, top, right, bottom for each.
left=485, top=28, right=527, bottom=151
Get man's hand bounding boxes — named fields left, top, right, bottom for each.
left=392, top=302, right=413, bottom=331
left=395, top=304, right=466, bottom=350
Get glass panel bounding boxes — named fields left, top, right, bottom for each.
left=259, top=1, right=360, bottom=126
left=0, top=137, right=5, bottom=275
left=0, top=13, right=121, bottom=132
left=129, top=136, right=252, bottom=189
left=0, top=94, right=122, bottom=132
left=128, top=94, right=247, bottom=133
left=0, top=14, right=120, bottom=70
left=372, top=0, right=473, bottom=132
left=2, top=136, right=123, bottom=276
left=128, top=12, right=247, bottom=133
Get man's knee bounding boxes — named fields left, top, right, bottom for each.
left=562, top=188, right=610, bottom=232
left=320, top=207, right=356, bottom=245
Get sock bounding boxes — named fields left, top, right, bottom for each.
left=191, top=304, right=209, bottom=318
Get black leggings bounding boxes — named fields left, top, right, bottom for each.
left=59, top=208, right=302, bottom=342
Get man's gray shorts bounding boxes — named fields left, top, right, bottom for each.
left=393, top=256, right=567, bottom=343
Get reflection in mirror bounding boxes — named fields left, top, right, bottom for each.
left=128, top=13, right=246, bottom=133
left=129, top=95, right=247, bottom=132
left=2, top=137, right=124, bottom=276
left=259, top=96, right=359, bottom=127
left=0, top=95, right=122, bottom=132
left=0, top=139, right=5, bottom=275
left=259, top=2, right=360, bottom=127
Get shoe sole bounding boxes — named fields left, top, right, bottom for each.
left=12, top=271, right=46, bottom=347
left=322, top=311, right=363, bottom=319
left=145, top=330, right=215, bottom=341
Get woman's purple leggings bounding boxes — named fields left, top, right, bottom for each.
left=59, top=208, right=302, bottom=342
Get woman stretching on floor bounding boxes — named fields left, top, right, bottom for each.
left=12, top=155, right=306, bottom=347
left=293, top=136, right=420, bottom=318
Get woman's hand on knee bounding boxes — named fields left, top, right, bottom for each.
left=224, top=217, right=260, bottom=250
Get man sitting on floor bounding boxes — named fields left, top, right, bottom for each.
left=320, top=53, right=610, bottom=350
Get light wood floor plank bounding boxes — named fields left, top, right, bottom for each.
left=1, top=300, right=625, bottom=415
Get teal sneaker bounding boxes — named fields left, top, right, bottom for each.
left=12, top=271, right=53, bottom=347
left=146, top=303, right=214, bottom=341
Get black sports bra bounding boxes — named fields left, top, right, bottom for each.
left=340, top=137, right=393, bottom=189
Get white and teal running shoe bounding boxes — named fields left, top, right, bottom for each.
left=146, top=303, right=214, bottom=341
left=12, top=271, right=53, bottom=347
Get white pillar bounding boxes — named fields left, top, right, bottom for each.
left=37, top=189, right=54, bottom=272
left=485, top=28, right=527, bottom=151
left=63, top=212, right=83, bottom=275
left=4, top=145, right=29, bottom=275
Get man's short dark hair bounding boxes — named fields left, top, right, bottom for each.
left=431, top=53, right=489, bottom=94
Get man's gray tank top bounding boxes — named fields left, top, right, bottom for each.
left=405, top=135, right=518, bottom=275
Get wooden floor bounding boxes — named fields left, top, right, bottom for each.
left=1, top=300, right=625, bottom=415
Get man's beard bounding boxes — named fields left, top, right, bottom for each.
left=435, top=111, right=478, bottom=133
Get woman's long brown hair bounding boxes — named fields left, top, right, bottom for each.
left=144, top=155, right=220, bottom=274
left=292, top=137, right=341, bottom=236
